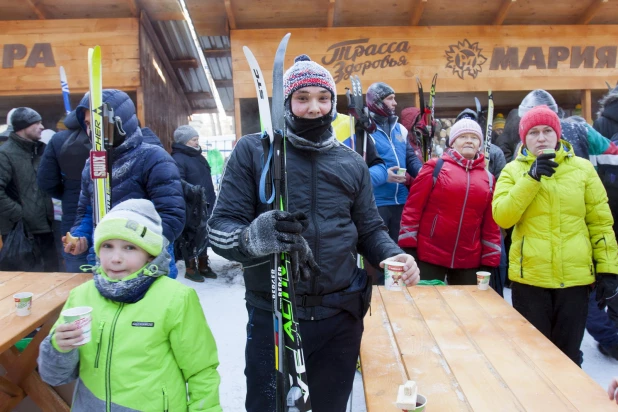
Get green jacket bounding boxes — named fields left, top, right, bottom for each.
left=0, top=132, right=52, bottom=235
left=492, top=141, right=618, bottom=289
left=38, top=276, right=222, bottom=411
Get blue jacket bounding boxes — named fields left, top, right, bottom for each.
left=70, top=90, right=185, bottom=246
left=37, top=111, right=91, bottom=235
left=369, top=120, right=422, bottom=207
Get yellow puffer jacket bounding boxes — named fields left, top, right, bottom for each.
left=493, top=141, right=618, bottom=289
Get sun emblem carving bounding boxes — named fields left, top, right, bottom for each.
left=445, top=39, right=487, bottom=80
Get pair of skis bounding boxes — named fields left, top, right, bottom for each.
left=87, top=46, right=125, bottom=226
left=416, top=74, right=438, bottom=162
left=474, top=91, right=495, bottom=170
left=244, top=35, right=312, bottom=412
left=348, top=75, right=368, bottom=160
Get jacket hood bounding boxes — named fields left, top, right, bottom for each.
left=400, top=107, right=421, bottom=131
left=75, top=89, right=140, bottom=139
left=597, top=88, right=618, bottom=121
left=140, top=127, right=163, bottom=148
left=63, top=110, right=80, bottom=130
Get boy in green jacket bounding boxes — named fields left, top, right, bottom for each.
left=38, top=199, right=221, bottom=411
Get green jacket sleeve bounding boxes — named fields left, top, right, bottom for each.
left=586, top=124, right=611, bottom=157
left=583, top=161, right=618, bottom=274
left=492, top=163, right=542, bottom=229
left=169, top=288, right=222, bottom=412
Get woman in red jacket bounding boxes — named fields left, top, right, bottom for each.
left=398, top=119, right=501, bottom=284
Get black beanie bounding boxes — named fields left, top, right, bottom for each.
left=11, top=107, right=42, bottom=132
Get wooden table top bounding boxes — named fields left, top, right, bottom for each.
left=0, top=272, right=91, bottom=354
left=361, top=285, right=617, bottom=412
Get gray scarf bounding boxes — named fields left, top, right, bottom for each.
left=286, top=129, right=338, bottom=152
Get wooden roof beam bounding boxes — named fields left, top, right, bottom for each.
left=202, top=49, right=231, bottom=58
left=578, top=0, right=609, bottom=25
left=25, top=0, right=46, bottom=20
left=410, top=0, right=427, bottom=26
left=327, top=0, right=337, bottom=27
left=493, top=0, right=516, bottom=26
left=224, top=0, right=237, bottom=30
left=170, top=59, right=200, bottom=69
left=126, top=0, right=141, bottom=17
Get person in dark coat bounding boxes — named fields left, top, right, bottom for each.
left=37, top=107, right=91, bottom=272
left=594, top=86, right=618, bottom=140
left=495, top=109, right=521, bottom=163
left=64, top=90, right=185, bottom=278
left=171, top=125, right=218, bottom=282
left=208, top=54, right=420, bottom=412
left=0, top=108, right=58, bottom=272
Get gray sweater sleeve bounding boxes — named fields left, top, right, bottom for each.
left=38, top=334, right=80, bottom=386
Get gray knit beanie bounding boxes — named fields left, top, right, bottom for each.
left=173, top=125, right=199, bottom=145
left=11, top=107, right=42, bottom=132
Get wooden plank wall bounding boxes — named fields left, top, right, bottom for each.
left=139, top=16, right=190, bottom=151
left=231, top=26, right=618, bottom=98
left=0, top=19, right=140, bottom=96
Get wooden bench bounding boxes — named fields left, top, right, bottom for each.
left=360, top=285, right=616, bottom=411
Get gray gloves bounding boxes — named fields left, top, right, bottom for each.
left=240, top=210, right=320, bottom=282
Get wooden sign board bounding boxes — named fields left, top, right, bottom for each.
left=0, top=19, right=139, bottom=96
left=232, top=26, right=618, bottom=99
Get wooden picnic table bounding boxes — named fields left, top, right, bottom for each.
left=361, top=285, right=617, bottom=411
left=0, top=271, right=90, bottom=412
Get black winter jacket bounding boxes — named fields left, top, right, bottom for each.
left=594, top=91, right=618, bottom=140
left=208, top=132, right=403, bottom=320
left=0, top=133, right=52, bottom=235
left=37, top=111, right=90, bottom=235
left=171, top=143, right=216, bottom=209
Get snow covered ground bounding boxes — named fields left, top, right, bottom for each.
left=183, top=251, right=618, bottom=411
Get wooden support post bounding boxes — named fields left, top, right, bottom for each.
left=224, top=0, right=237, bottom=30
left=327, top=0, right=337, bottom=27
left=126, top=0, right=140, bottom=17
left=136, top=87, right=146, bottom=128
left=582, top=89, right=592, bottom=124
left=234, top=98, right=242, bottom=141
left=410, top=0, right=427, bottom=26
left=577, top=0, right=608, bottom=25
left=493, top=0, right=516, bottom=25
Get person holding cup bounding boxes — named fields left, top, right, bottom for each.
left=37, top=199, right=221, bottom=411
left=492, top=105, right=618, bottom=366
left=398, top=118, right=501, bottom=285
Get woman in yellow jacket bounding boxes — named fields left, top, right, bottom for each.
left=493, top=105, right=618, bottom=366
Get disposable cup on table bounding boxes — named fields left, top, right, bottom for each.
left=384, top=260, right=405, bottom=291
left=62, top=306, right=93, bottom=345
left=476, top=271, right=492, bottom=290
left=14, top=292, right=33, bottom=316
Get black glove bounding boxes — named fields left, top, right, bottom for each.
left=528, top=152, right=559, bottom=181
left=595, top=274, right=618, bottom=310
left=289, top=239, right=320, bottom=283
left=346, top=81, right=376, bottom=134
left=240, top=210, right=309, bottom=257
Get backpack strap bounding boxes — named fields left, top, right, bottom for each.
left=432, top=158, right=444, bottom=188
left=486, top=169, right=494, bottom=193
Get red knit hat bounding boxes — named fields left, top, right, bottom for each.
left=519, top=105, right=561, bottom=145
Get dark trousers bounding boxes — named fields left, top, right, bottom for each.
left=417, top=259, right=478, bottom=285
left=35, top=232, right=60, bottom=272
left=586, top=289, right=618, bottom=349
left=377, top=204, right=404, bottom=242
left=512, top=282, right=589, bottom=366
left=245, top=304, right=363, bottom=412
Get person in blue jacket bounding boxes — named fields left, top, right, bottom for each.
left=37, top=109, right=91, bottom=272
left=366, top=82, right=423, bottom=241
left=62, top=89, right=185, bottom=278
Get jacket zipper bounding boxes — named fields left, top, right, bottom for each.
left=450, top=167, right=471, bottom=268
left=520, top=236, right=525, bottom=278
left=106, top=303, right=124, bottom=412
left=430, top=215, right=438, bottom=238
left=94, top=321, right=106, bottom=369
left=162, top=385, right=169, bottom=412
left=385, top=130, right=402, bottom=205
left=310, top=154, right=320, bottom=320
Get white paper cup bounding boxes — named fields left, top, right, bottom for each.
left=476, top=271, right=492, bottom=291
left=62, top=306, right=93, bottom=345
left=14, top=292, right=33, bottom=316
left=414, top=394, right=427, bottom=411
left=397, top=167, right=407, bottom=176
left=384, top=260, right=406, bottom=291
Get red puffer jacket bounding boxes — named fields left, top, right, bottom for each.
left=398, top=149, right=501, bottom=268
